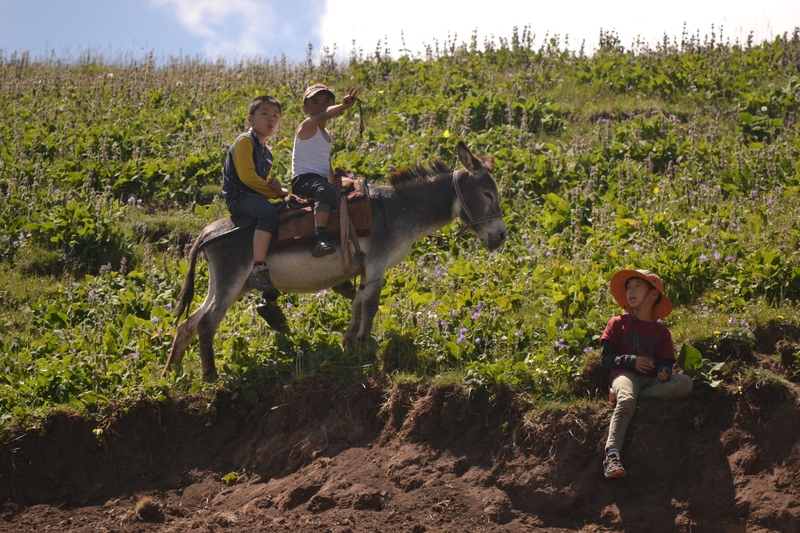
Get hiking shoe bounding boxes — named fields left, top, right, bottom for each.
left=256, top=301, right=288, bottom=332
left=312, top=240, right=336, bottom=258
left=332, top=280, right=357, bottom=299
left=247, top=264, right=279, bottom=299
left=603, top=453, right=626, bottom=479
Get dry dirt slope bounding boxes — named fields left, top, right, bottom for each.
left=1, top=351, right=799, bottom=533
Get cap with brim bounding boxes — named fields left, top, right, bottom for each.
left=303, top=83, right=335, bottom=101
left=609, top=269, right=673, bottom=320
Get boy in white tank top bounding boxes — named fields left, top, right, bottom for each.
left=291, top=84, right=359, bottom=257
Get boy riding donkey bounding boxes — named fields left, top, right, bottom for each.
left=222, top=95, right=289, bottom=330
left=292, top=84, right=360, bottom=298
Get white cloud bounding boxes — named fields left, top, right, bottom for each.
left=150, top=0, right=279, bottom=58
left=319, top=0, right=800, bottom=59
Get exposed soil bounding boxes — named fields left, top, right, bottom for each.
left=2, top=331, right=800, bottom=532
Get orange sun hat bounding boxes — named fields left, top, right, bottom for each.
left=609, top=269, right=673, bottom=320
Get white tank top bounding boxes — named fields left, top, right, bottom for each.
left=292, top=126, right=331, bottom=178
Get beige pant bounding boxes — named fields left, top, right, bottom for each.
left=605, top=372, right=693, bottom=452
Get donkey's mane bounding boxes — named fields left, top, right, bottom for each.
left=387, top=158, right=452, bottom=187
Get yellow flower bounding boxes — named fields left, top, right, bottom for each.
left=653, top=186, right=660, bottom=194
left=713, top=330, right=721, bottom=335
left=378, top=90, right=384, bottom=94
left=443, top=130, right=451, bottom=138
left=777, top=315, right=785, bottom=319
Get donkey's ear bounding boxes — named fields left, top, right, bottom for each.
left=457, top=141, right=484, bottom=173
left=479, top=155, right=494, bottom=172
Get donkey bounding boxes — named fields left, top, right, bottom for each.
left=163, top=141, right=506, bottom=380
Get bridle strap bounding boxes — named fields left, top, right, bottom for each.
left=452, top=170, right=503, bottom=237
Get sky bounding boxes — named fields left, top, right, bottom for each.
left=1, top=0, right=798, bottom=64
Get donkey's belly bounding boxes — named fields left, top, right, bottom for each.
left=265, top=243, right=365, bottom=294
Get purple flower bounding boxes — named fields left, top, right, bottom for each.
left=699, top=254, right=708, bottom=262
left=514, top=329, right=522, bottom=337
left=150, top=316, right=159, bottom=324
left=750, top=190, right=758, bottom=198
left=475, top=338, right=481, bottom=344
left=725, top=255, right=734, bottom=261
left=713, top=251, right=721, bottom=260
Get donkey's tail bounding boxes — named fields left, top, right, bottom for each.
left=174, top=234, right=205, bottom=320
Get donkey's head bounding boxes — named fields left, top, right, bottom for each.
left=454, top=141, right=506, bottom=251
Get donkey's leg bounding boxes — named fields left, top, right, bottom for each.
left=195, top=281, right=248, bottom=381
left=163, top=309, right=205, bottom=376
left=344, top=266, right=386, bottom=347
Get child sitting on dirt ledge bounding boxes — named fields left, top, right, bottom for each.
left=600, top=269, right=693, bottom=479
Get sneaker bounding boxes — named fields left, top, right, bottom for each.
left=247, top=264, right=279, bottom=299
left=603, top=453, right=626, bottom=479
left=256, top=301, right=288, bottom=332
left=312, top=240, right=336, bottom=258
left=609, top=389, right=617, bottom=405
left=332, top=280, right=357, bottom=299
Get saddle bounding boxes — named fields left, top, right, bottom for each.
left=273, top=178, right=371, bottom=250
left=226, top=178, right=371, bottom=274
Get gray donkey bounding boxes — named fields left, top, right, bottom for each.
left=164, top=142, right=507, bottom=380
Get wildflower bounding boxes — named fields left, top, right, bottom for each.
left=633, top=244, right=641, bottom=251
left=383, top=75, right=389, bottom=80
left=699, top=254, right=707, bottom=262
left=443, top=130, right=451, bottom=138
left=760, top=106, right=768, bottom=113
left=714, top=330, right=721, bottom=335
left=777, top=315, right=785, bottom=320
left=750, top=190, right=758, bottom=198
left=557, top=339, right=566, bottom=350
left=150, top=316, right=159, bottom=324
left=713, top=251, right=721, bottom=260
left=583, top=346, right=594, bottom=353
left=475, top=338, right=481, bottom=344
left=130, top=352, right=140, bottom=359
left=653, top=186, right=659, bottom=194
left=560, top=323, right=569, bottom=330
left=471, top=311, right=481, bottom=320
left=725, top=255, right=734, bottom=261
left=460, top=125, right=471, bottom=131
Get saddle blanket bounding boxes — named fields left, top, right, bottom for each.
left=228, top=178, right=372, bottom=251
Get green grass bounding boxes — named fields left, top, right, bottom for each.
left=1, top=30, right=799, bottom=429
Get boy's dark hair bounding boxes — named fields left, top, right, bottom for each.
left=248, top=95, right=281, bottom=116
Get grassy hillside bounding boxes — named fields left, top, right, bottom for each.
left=1, top=29, right=799, bottom=430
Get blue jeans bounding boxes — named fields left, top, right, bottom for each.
left=227, top=193, right=279, bottom=234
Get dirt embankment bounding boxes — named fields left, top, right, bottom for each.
left=1, top=347, right=799, bottom=533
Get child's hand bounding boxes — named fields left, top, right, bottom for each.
left=268, top=178, right=288, bottom=197
left=342, top=87, right=359, bottom=108
left=634, top=356, right=655, bottom=374
left=657, top=369, right=669, bottom=381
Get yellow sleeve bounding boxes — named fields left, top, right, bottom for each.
left=232, top=137, right=280, bottom=198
